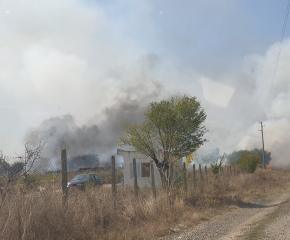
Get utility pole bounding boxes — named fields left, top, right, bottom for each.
left=259, top=122, right=266, bottom=169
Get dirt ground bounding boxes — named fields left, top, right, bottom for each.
left=161, top=191, right=290, bottom=240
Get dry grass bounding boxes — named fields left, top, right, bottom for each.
left=0, top=168, right=290, bottom=240
left=11, top=170, right=124, bottom=194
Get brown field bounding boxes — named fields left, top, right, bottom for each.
left=0, top=167, right=290, bottom=240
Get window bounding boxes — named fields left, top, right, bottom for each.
left=130, top=162, right=151, bottom=178
left=141, top=163, right=150, bottom=177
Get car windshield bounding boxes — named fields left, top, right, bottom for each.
left=71, top=175, right=89, bottom=181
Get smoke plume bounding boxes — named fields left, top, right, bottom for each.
left=22, top=39, right=290, bottom=168
left=2, top=0, right=290, bottom=169
left=25, top=79, right=166, bottom=162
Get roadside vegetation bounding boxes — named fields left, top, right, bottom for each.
left=120, top=95, right=207, bottom=186
left=0, top=96, right=284, bottom=239
left=227, top=148, right=271, bottom=166
left=1, top=168, right=290, bottom=240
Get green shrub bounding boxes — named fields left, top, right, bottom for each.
left=239, top=153, right=261, bottom=173
left=210, top=154, right=224, bottom=178
left=24, top=174, right=38, bottom=188
left=227, top=149, right=272, bottom=166
left=250, top=148, right=271, bottom=165
left=227, top=150, right=250, bottom=165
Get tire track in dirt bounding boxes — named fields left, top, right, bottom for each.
left=248, top=197, right=290, bottom=240
left=161, top=192, right=290, bottom=240
left=220, top=194, right=290, bottom=240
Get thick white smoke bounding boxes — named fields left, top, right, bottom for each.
left=1, top=0, right=290, bottom=169
left=12, top=40, right=290, bottom=168
left=236, top=40, right=290, bottom=168
left=25, top=78, right=167, bottom=161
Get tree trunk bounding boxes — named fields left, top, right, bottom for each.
left=157, top=161, right=170, bottom=187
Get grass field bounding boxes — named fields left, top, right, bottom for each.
left=0, top=168, right=290, bottom=240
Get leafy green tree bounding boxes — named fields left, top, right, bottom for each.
left=239, top=153, right=261, bottom=173
left=119, top=96, right=207, bottom=186
left=250, top=148, right=271, bottom=165
left=227, top=149, right=271, bottom=166
left=227, top=150, right=250, bottom=165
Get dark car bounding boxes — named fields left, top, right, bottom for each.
left=67, top=174, right=102, bottom=188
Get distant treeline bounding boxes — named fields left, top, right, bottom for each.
left=0, top=153, right=112, bottom=176
left=193, top=148, right=271, bottom=166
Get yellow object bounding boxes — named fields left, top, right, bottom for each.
left=185, top=153, right=195, bottom=166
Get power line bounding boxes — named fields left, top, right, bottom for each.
left=264, top=0, right=290, bottom=113
left=276, top=82, right=290, bottom=111
left=263, top=0, right=290, bottom=118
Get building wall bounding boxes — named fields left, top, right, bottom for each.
left=123, top=151, right=183, bottom=187
left=123, top=151, right=162, bottom=187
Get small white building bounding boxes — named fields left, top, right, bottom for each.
left=118, top=149, right=183, bottom=187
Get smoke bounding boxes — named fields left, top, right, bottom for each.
left=27, top=114, right=100, bottom=157
left=2, top=0, right=290, bottom=169
left=235, top=40, right=290, bottom=168
left=185, top=39, right=290, bottom=169
left=238, top=118, right=290, bottom=168
left=25, top=79, right=166, bottom=162
left=25, top=39, right=290, bottom=168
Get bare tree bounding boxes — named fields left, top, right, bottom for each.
left=18, top=141, right=47, bottom=181
left=0, top=141, right=47, bottom=183
left=0, top=151, right=9, bottom=178
left=0, top=151, right=23, bottom=182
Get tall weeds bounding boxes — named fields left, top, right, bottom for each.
left=0, top=168, right=289, bottom=240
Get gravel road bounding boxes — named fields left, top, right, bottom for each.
left=263, top=197, right=290, bottom=240
left=161, top=192, right=290, bottom=240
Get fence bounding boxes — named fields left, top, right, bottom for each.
left=0, top=148, right=267, bottom=240
left=0, top=148, right=242, bottom=209
left=1, top=148, right=245, bottom=213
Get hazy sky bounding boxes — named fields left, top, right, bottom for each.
left=1, top=0, right=290, bottom=166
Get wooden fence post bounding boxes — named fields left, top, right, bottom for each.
left=193, top=164, right=197, bottom=188
left=205, top=165, right=208, bottom=182
left=169, top=163, right=173, bottom=186
left=183, top=162, right=187, bottom=193
left=133, top=158, right=138, bottom=197
left=199, top=164, right=204, bottom=182
left=111, top=156, right=116, bottom=210
left=220, top=167, right=224, bottom=176
left=61, top=149, right=68, bottom=210
left=234, top=166, right=236, bottom=176
left=18, top=209, right=22, bottom=240
left=151, top=163, right=156, bottom=198
left=229, top=166, right=232, bottom=176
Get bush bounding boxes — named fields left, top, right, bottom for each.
left=210, top=154, right=225, bottom=178
left=227, top=150, right=250, bottom=165
left=250, top=148, right=271, bottom=165
left=26, top=174, right=39, bottom=187
left=239, top=153, right=261, bottom=173
left=227, top=149, right=272, bottom=166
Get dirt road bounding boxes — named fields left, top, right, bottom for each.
left=162, top=192, right=290, bottom=240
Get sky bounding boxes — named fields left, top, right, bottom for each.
left=1, top=0, right=290, bottom=167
